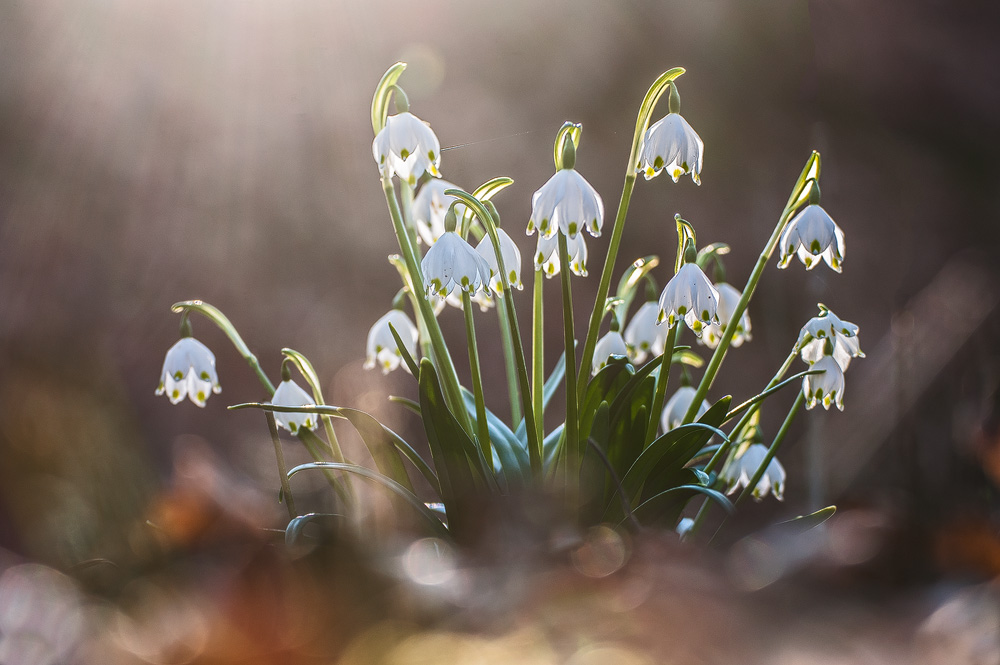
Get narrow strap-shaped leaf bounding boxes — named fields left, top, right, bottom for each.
left=334, top=407, right=414, bottom=493
left=285, top=513, right=344, bottom=546
left=626, top=484, right=733, bottom=528
left=608, top=355, right=662, bottom=424
left=388, top=323, right=420, bottom=377
left=461, top=390, right=530, bottom=482
left=288, top=462, right=448, bottom=539
left=514, top=351, right=566, bottom=442
left=776, top=505, right=836, bottom=534
left=724, top=368, right=823, bottom=423
left=612, top=255, right=660, bottom=327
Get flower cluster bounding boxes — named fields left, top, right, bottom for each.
left=798, top=305, right=864, bottom=411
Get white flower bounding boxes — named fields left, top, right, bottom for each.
left=624, top=301, right=669, bottom=363
left=657, top=262, right=720, bottom=337
left=637, top=113, right=704, bottom=184
left=364, top=310, right=419, bottom=374
left=797, top=306, right=863, bottom=371
left=372, top=111, right=442, bottom=185
left=155, top=337, right=221, bottom=407
left=700, top=282, right=752, bottom=349
left=534, top=232, right=588, bottom=278
left=722, top=443, right=786, bottom=501
left=527, top=168, right=604, bottom=239
left=592, top=331, right=628, bottom=375
left=441, top=288, right=495, bottom=312
left=411, top=178, right=463, bottom=245
left=803, top=355, right=846, bottom=411
left=475, top=228, right=523, bottom=295
left=420, top=231, right=493, bottom=298
left=676, top=517, right=694, bottom=538
left=271, top=379, right=318, bottom=434
left=660, top=385, right=710, bottom=432
left=777, top=204, right=845, bottom=272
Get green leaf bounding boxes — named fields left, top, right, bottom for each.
left=628, top=484, right=733, bottom=528
left=725, top=368, right=823, bottom=424
left=285, top=513, right=343, bottom=546
left=288, top=462, right=448, bottom=538
left=672, top=348, right=704, bottom=368
left=613, top=255, right=660, bottom=326
left=333, top=408, right=414, bottom=493
left=579, top=356, right=634, bottom=445
left=514, top=351, right=566, bottom=442
left=776, top=505, right=836, bottom=534
left=371, top=62, right=407, bottom=135
left=389, top=395, right=421, bottom=414
left=387, top=323, right=420, bottom=377
left=461, top=389, right=529, bottom=487
left=608, top=355, right=662, bottom=424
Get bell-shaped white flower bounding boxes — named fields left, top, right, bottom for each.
left=421, top=231, right=493, bottom=298
left=411, top=178, right=466, bottom=245
left=777, top=204, right=845, bottom=272
left=527, top=168, right=604, bottom=239
left=475, top=228, right=523, bottom=295
left=803, top=355, right=846, bottom=411
left=364, top=310, right=419, bottom=374
left=155, top=337, right=221, bottom=407
left=660, top=385, right=710, bottom=432
left=700, top=282, right=752, bottom=349
left=534, top=232, right=588, bottom=278
left=271, top=379, right=318, bottom=434
left=657, top=262, right=720, bottom=337
left=440, top=288, right=495, bottom=313
left=721, top=443, right=786, bottom=501
left=797, top=306, right=863, bottom=371
left=592, top=331, right=628, bottom=375
left=637, top=113, right=704, bottom=184
left=372, top=111, right=442, bottom=185
left=624, top=301, right=669, bottom=363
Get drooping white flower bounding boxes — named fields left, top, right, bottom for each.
left=411, top=178, right=466, bottom=245
left=440, top=288, right=494, bottom=312
left=797, top=306, right=863, bottom=371
left=155, top=337, right=221, bottom=407
left=657, top=262, right=720, bottom=337
left=660, top=385, right=710, bottom=432
left=271, top=379, right=318, bottom=434
left=803, top=355, right=846, bottom=411
left=637, top=113, right=704, bottom=184
left=372, top=111, right=442, bottom=185
left=364, top=310, right=419, bottom=374
left=421, top=231, right=493, bottom=298
left=777, top=204, right=845, bottom=272
left=624, top=301, right=670, bottom=363
left=534, top=232, right=588, bottom=278
left=721, top=443, right=786, bottom=501
left=700, top=282, right=752, bottom=349
left=592, top=331, right=628, bottom=375
left=676, top=517, right=695, bottom=538
left=527, top=168, right=604, bottom=239
left=475, top=228, right=523, bottom=295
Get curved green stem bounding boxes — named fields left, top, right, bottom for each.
left=171, top=300, right=275, bottom=396
left=681, top=152, right=820, bottom=425
left=558, top=233, right=580, bottom=462
left=532, top=269, right=545, bottom=445
left=577, top=67, right=686, bottom=402
left=643, top=324, right=681, bottom=446
left=265, top=411, right=296, bottom=519
left=444, top=188, right=541, bottom=474
left=462, top=291, right=492, bottom=461
left=381, top=177, right=473, bottom=436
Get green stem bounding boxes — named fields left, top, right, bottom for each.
left=496, top=296, right=522, bottom=424
left=532, top=269, right=545, bottom=446
left=381, top=177, right=474, bottom=436
left=265, top=412, right=296, bottom=519
left=463, top=291, right=492, bottom=462
left=643, top=324, right=681, bottom=446
left=681, top=153, right=820, bottom=425
left=558, top=233, right=580, bottom=460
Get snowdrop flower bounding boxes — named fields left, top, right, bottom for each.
left=475, top=228, right=523, bottom=295
left=657, top=262, right=720, bottom=337
left=156, top=337, right=221, bottom=407
left=722, top=443, right=786, bottom=501
left=365, top=310, right=419, bottom=374
left=372, top=111, right=442, bottom=185
left=592, top=331, right=628, bottom=375
left=624, top=301, right=669, bottom=363
left=637, top=113, right=704, bottom=184
left=676, top=517, right=695, bottom=538
left=411, top=178, right=465, bottom=245
left=803, top=355, right=846, bottom=411
left=797, top=306, right=864, bottom=371
left=527, top=168, right=605, bottom=239
left=660, top=385, right=710, bottom=432
left=421, top=231, right=492, bottom=298
left=441, top=288, right=495, bottom=312
left=534, top=232, right=588, bottom=278
left=271, top=379, right=318, bottom=434
left=700, top=282, right=752, bottom=349
left=777, top=204, right=845, bottom=272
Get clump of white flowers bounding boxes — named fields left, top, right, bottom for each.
left=798, top=305, right=863, bottom=411
left=722, top=443, right=786, bottom=501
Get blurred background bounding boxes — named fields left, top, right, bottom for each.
left=0, top=0, right=999, bottom=660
